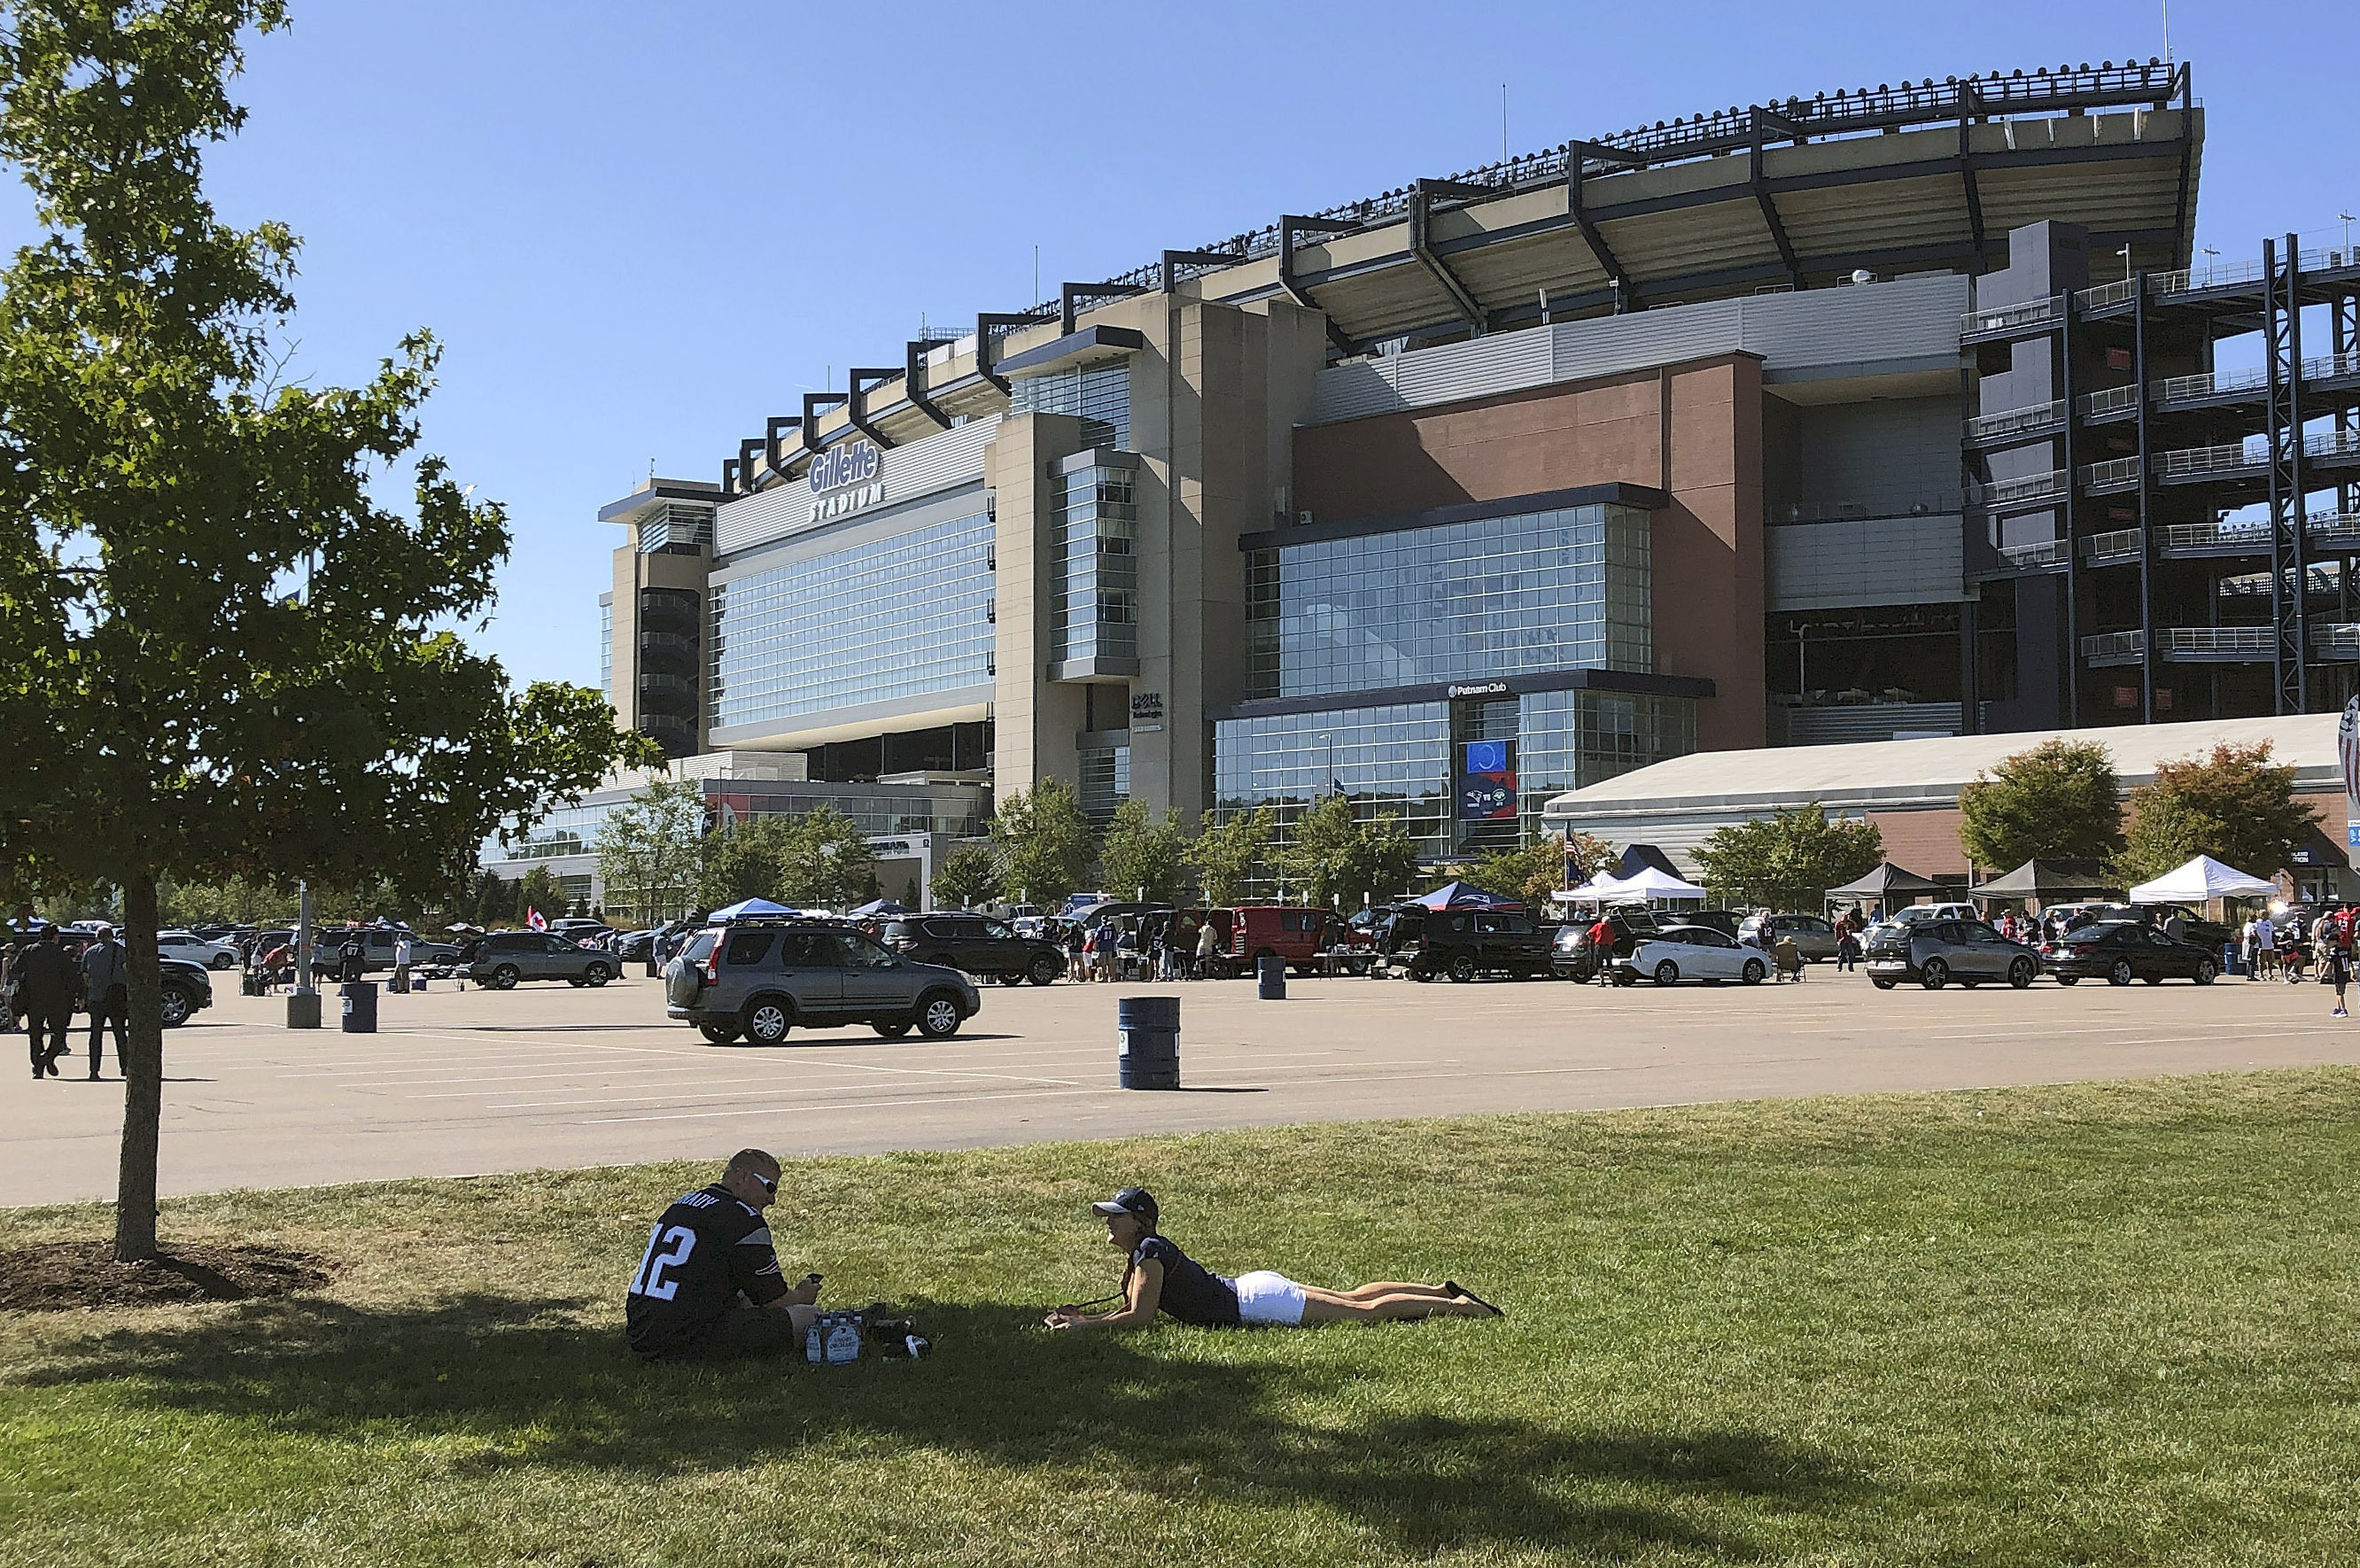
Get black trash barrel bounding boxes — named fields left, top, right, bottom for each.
left=1256, top=954, right=1286, bottom=999
left=1117, top=995, right=1180, bottom=1090
left=338, top=980, right=378, bottom=1035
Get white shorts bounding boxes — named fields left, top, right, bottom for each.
left=1230, top=1269, right=1306, bottom=1326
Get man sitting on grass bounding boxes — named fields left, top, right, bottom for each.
left=1044, top=1187, right=1502, bottom=1331
left=625, top=1148, right=825, bottom=1362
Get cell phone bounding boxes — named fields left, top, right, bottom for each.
left=802, top=1272, right=823, bottom=1284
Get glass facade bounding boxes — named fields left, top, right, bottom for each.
left=1011, top=361, right=1130, bottom=450
left=709, top=510, right=993, bottom=734
left=1052, top=464, right=1137, bottom=667
left=1077, top=744, right=1132, bottom=828
left=1510, top=688, right=1698, bottom=838
left=598, top=595, right=612, bottom=700
left=1214, top=702, right=1456, bottom=873
left=1246, top=502, right=1653, bottom=699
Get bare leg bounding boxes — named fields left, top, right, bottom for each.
left=1331, top=1280, right=1460, bottom=1304
left=1297, top=1286, right=1490, bottom=1323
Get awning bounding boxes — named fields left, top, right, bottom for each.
left=1968, top=858, right=2122, bottom=900
left=1825, top=861, right=1947, bottom=899
left=2125, top=856, right=2277, bottom=904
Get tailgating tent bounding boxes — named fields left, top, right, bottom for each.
left=849, top=898, right=912, bottom=917
left=1969, top=858, right=2122, bottom=902
left=2126, top=855, right=2277, bottom=904
left=1825, top=861, right=1947, bottom=901
left=1556, top=867, right=1707, bottom=904
left=1415, top=881, right=1522, bottom=910
left=1554, top=872, right=1632, bottom=904
left=708, top=897, right=798, bottom=921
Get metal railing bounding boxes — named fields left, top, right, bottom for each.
left=2077, top=384, right=2140, bottom=418
left=2160, top=519, right=2269, bottom=553
left=2080, top=631, right=2145, bottom=660
left=1999, top=539, right=2068, bottom=569
left=2310, top=511, right=2360, bottom=549
left=2216, top=564, right=2341, bottom=598
left=1964, top=400, right=2063, bottom=441
left=1960, top=295, right=2062, bottom=338
left=635, top=671, right=699, bottom=698
left=2158, top=626, right=2274, bottom=656
left=635, top=630, right=698, bottom=658
left=2156, top=442, right=2257, bottom=479
left=1974, top=469, right=2068, bottom=506
left=1769, top=495, right=1960, bottom=524
left=2082, top=528, right=2143, bottom=563
left=2080, top=455, right=2143, bottom=488
left=2077, top=277, right=2139, bottom=311
left=2313, top=624, right=2360, bottom=656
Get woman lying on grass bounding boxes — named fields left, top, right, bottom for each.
left=1043, top=1186, right=1502, bottom=1331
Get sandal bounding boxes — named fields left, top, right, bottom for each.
left=1445, top=1281, right=1505, bottom=1317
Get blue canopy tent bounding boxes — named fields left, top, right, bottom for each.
left=1415, top=881, right=1522, bottom=911
left=708, top=897, right=798, bottom=921
left=849, top=898, right=912, bottom=917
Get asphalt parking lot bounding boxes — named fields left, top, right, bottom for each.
left=5, top=965, right=2356, bottom=1207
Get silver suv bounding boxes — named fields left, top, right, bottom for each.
left=468, top=931, right=619, bottom=990
left=665, top=920, right=980, bottom=1045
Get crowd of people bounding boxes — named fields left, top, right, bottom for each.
left=2, top=919, right=129, bottom=1080
left=1052, top=913, right=1219, bottom=983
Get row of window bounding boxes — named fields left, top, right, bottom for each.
left=1052, top=467, right=1138, bottom=666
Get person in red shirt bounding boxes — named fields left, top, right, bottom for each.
left=1587, top=916, right=1618, bottom=984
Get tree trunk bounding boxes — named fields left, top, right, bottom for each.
left=113, top=871, right=166, bottom=1262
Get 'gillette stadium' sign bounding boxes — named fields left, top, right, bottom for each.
left=808, top=439, right=883, bottom=522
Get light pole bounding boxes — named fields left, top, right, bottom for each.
left=288, top=878, right=320, bottom=1029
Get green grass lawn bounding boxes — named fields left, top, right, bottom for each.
left=5, top=1071, right=2360, bottom=1566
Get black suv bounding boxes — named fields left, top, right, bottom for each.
left=881, top=912, right=1064, bottom=986
left=1379, top=907, right=1553, bottom=982
left=1549, top=908, right=1659, bottom=981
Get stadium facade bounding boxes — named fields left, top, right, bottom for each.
left=501, top=60, right=2360, bottom=900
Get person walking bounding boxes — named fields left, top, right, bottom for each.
left=1195, top=918, right=1217, bottom=980
left=78, top=925, right=128, bottom=1082
left=16, top=927, right=75, bottom=1079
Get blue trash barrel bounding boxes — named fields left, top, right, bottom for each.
left=339, top=980, right=378, bottom=1034
left=1117, top=995, right=1180, bottom=1090
left=1256, top=954, right=1286, bottom=999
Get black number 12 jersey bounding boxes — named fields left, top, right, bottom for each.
left=625, top=1184, right=788, bottom=1357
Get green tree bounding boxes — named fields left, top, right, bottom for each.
left=1692, top=806, right=1885, bottom=911
left=2116, top=741, right=2320, bottom=883
left=0, top=3, right=650, bottom=1261
left=1463, top=829, right=1614, bottom=908
left=933, top=843, right=1001, bottom=909
left=699, top=814, right=789, bottom=909
left=596, top=777, right=707, bottom=924
left=771, top=803, right=876, bottom=909
left=514, top=866, right=564, bottom=926
left=158, top=875, right=295, bottom=928
left=1956, top=739, right=2123, bottom=872
left=1190, top=806, right=1273, bottom=906
left=1277, top=795, right=1421, bottom=910
left=1098, top=799, right=1192, bottom=904
left=990, top=780, right=1094, bottom=908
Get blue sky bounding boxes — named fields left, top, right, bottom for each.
left=2, top=0, right=2351, bottom=690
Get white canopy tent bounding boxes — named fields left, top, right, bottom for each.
left=1555, top=866, right=1711, bottom=904
left=2124, top=855, right=2278, bottom=904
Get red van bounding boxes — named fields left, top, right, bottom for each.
left=1224, top=906, right=1359, bottom=976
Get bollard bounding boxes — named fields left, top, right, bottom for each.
left=1116, top=995, right=1180, bottom=1090
left=338, top=980, right=378, bottom=1035
left=286, top=990, right=322, bottom=1029
left=1256, top=954, right=1286, bottom=1000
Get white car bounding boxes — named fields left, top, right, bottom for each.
left=1622, top=924, right=1769, bottom=986
left=158, top=931, right=240, bottom=970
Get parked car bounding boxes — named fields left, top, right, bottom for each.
left=157, top=957, right=213, bottom=1027
left=157, top=930, right=240, bottom=970
left=310, top=927, right=462, bottom=978
left=1381, top=906, right=1551, bottom=982
left=881, top=912, right=1065, bottom=985
left=1550, top=908, right=1659, bottom=981
left=2081, top=901, right=2236, bottom=951
left=665, top=918, right=980, bottom=1044
left=466, top=930, right=620, bottom=990
left=1736, top=912, right=1840, bottom=961
left=1678, top=909, right=1745, bottom=940
left=1620, top=924, right=1769, bottom=986
left=549, top=918, right=615, bottom=947
left=2042, top=920, right=2220, bottom=986
left=1864, top=918, right=2041, bottom=990
left=613, top=928, right=659, bottom=961
left=1222, top=905, right=1359, bottom=977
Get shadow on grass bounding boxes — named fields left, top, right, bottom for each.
left=21, top=1292, right=1872, bottom=1556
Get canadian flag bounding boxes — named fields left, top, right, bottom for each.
left=526, top=907, right=547, bottom=932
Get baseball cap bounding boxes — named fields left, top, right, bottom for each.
left=1091, top=1187, right=1158, bottom=1228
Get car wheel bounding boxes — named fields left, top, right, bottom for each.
left=1871, top=977, right=1897, bottom=990
left=916, top=993, right=963, bottom=1039
left=2056, top=974, right=2080, bottom=986
left=491, top=965, right=520, bottom=991
left=1448, top=952, right=1477, bottom=983
left=2108, top=959, right=2134, bottom=987
left=1409, top=965, right=1434, bottom=983
left=873, top=1021, right=912, bottom=1039
left=698, top=1024, right=741, bottom=1046
left=1611, top=967, right=1636, bottom=988
left=584, top=963, right=611, bottom=988
left=159, top=986, right=194, bottom=1028
left=1654, top=959, right=1680, bottom=986
left=743, top=996, right=794, bottom=1045
left=2195, top=959, right=2217, bottom=985
left=1920, top=959, right=1948, bottom=990
left=2008, top=958, right=2036, bottom=989
left=1740, top=959, right=1765, bottom=985
left=1028, top=954, right=1060, bottom=986
left=208, top=952, right=237, bottom=970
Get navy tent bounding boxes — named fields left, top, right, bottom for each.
left=1415, top=881, right=1522, bottom=911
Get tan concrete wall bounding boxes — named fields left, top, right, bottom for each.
left=986, top=413, right=1090, bottom=796
left=1290, top=353, right=1767, bottom=749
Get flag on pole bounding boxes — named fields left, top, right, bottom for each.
left=526, top=907, right=547, bottom=932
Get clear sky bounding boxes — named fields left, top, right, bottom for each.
left=2, top=0, right=2350, bottom=691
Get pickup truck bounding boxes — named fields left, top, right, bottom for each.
left=308, top=928, right=462, bottom=978
left=1377, top=906, right=1553, bottom=982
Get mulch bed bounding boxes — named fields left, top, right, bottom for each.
left=0, top=1240, right=331, bottom=1311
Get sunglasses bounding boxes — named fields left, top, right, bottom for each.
left=750, top=1171, right=777, bottom=1193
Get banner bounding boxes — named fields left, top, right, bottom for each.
left=1458, top=740, right=1518, bottom=821
left=2341, top=697, right=2360, bottom=866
